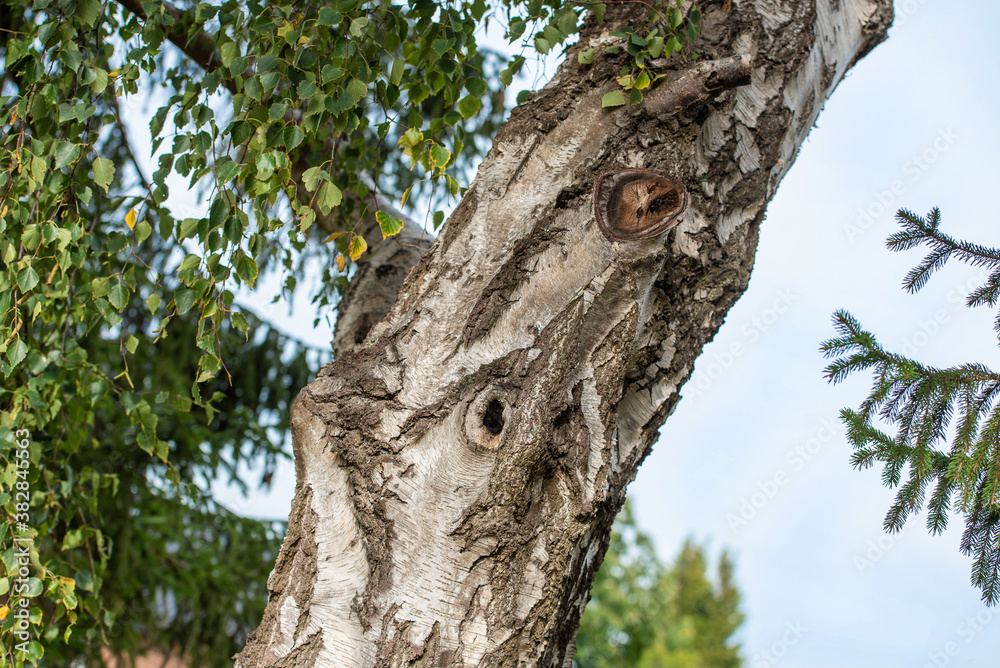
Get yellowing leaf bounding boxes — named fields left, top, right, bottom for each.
left=323, top=231, right=345, bottom=244
left=335, top=254, right=346, bottom=272
left=401, top=127, right=423, bottom=147
left=399, top=128, right=425, bottom=168
left=348, top=234, right=367, bottom=261
left=125, top=209, right=137, bottom=230
left=376, top=211, right=404, bottom=239
left=429, top=145, right=451, bottom=170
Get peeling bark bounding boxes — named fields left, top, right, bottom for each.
left=237, top=1, right=893, bottom=666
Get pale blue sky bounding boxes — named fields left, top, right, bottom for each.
left=209, top=2, right=1000, bottom=665
left=628, top=2, right=1000, bottom=665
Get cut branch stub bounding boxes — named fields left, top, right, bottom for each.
left=593, top=169, right=690, bottom=242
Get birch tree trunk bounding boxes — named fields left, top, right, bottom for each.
left=236, top=1, right=893, bottom=666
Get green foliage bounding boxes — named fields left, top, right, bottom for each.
left=0, top=0, right=703, bottom=663
left=584, top=1, right=703, bottom=108
left=823, top=208, right=1000, bottom=605
left=0, top=282, right=314, bottom=666
left=575, top=503, right=743, bottom=668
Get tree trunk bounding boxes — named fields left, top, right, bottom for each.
left=236, top=1, right=893, bottom=666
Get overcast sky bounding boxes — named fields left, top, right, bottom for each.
left=210, top=1, right=1000, bottom=665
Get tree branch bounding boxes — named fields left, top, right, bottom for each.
left=327, top=173, right=433, bottom=358
left=115, top=0, right=236, bottom=94
left=644, top=54, right=752, bottom=117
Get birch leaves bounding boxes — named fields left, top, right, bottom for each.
left=584, top=2, right=704, bottom=108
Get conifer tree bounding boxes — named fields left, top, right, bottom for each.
left=823, top=208, right=1000, bottom=605
left=574, top=503, right=744, bottom=668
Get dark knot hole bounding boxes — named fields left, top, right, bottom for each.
left=483, top=399, right=505, bottom=436
left=648, top=190, right=679, bottom=215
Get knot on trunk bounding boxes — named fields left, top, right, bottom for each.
left=594, top=169, right=690, bottom=242
left=464, top=387, right=512, bottom=450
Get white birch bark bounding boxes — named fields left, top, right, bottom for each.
left=237, top=1, right=894, bottom=666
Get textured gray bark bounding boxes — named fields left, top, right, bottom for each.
left=237, top=1, right=893, bottom=666
left=327, top=188, right=431, bottom=361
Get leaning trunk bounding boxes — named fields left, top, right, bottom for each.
left=237, top=1, right=892, bottom=666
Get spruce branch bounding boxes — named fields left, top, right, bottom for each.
left=822, top=209, right=1000, bottom=605
left=888, top=208, right=1000, bottom=311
